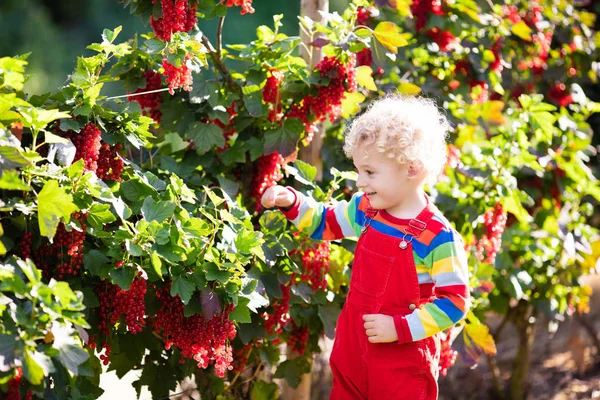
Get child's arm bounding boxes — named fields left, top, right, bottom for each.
left=261, top=185, right=364, bottom=240
left=393, top=229, right=471, bottom=343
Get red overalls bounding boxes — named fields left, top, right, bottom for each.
left=329, top=206, right=441, bottom=400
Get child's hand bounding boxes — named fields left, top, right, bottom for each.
left=362, top=314, right=398, bottom=343
left=261, top=185, right=295, bottom=209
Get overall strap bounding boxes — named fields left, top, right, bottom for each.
left=404, top=207, right=435, bottom=238
left=362, top=207, right=379, bottom=233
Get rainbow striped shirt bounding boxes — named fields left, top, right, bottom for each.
left=280, top=188, right=470, bottom=343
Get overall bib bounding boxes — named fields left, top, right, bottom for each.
left=329, top=206, right=441, bottom=400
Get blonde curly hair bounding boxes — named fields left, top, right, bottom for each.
left=343, top=94, right=450, bottom=185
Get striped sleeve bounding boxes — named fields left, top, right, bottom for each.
left=279, top=188, right=364, bottom=240
left=395, top=228, right=471, bottom=344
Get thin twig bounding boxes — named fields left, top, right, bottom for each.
left=239, top=362, right=264, bottom=385
left=200, top=35, right=243, bottom=98
left=104, top=87, right=171, bottom=101
left=216, top=16, right=225, bottom=60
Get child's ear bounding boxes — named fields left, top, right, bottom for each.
left=407, top=161, right=424, bottom=179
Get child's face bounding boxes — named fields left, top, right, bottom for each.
left=352, top=142, right=423, bottom=216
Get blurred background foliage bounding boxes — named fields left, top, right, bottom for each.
left=0, top=0, right=355, bottom=95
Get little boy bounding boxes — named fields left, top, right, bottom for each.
left=261, top=95, right=470, bottom=399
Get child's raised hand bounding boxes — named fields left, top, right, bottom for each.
left=362, top=314, right=398, bottom=343
left=261, top=185, right=295, bottom=209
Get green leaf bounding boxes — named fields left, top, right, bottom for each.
left=397, top=82, right=422, bottom=95
left=229, top=297, right=252, bottom=323
left=264, top=118, right=303, bottom=158
left=121, top=178, right=157, bottom=202
left=44, top=131, right=69, bottom=145
left=187, top=122, right=225, bottom=155
left=318, top=303, right=340, bottom=340
left=102, top=26, right=122, bottom=44
left=55, top=344, right=89, bottom=375
left=274, top=357, right=312, bottom=388
left=83, top=249, right=110, bottom=276
left=0, top=146, right=33, bottom=168
left=19, top=108, right=71, bottom=132
left=530, top=111, right=556, bottom=135
left=183, top=296, right=203, bottom=317
left=356, top=66, right=377, bottom=91
left=38, top=180, right=78, bottom=238
left=109, top=267, right=136, bottom=290
left=171, top=275, right=195, bottom=304
left=203, top=185, right=224, bottom=207
left=16, top=258, right=41, bottom=284
left=87, top=203, right=117, bottom=230
left=22, top=350, right=46, bottom=385
left=141, top=197, right=176, bottom=223
left=0, top=334, right=17, bottom=369
left=502, top=190, right=532, bottom=224
left=373, top=21, right=408, bottom=54
left=295, top=160, right=317, bottom=183
left=182, top=218, right=211, bottom=238
left=243, top=85, right=268, bottom=117
left=235, top=228, right=263, bottom=254
left=0, top=170, right=30, bottom=191
left=511, top=21, right=533, bottom=41
left=251, top=380, right=279, bottom=400
left=340, top=92, right=365, bottom=119
left=150, top=251, right=163, bottom=280
left=144, top=38, right=167, bottom=54
left=204, top=262, right=230, bottom=283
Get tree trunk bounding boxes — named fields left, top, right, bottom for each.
left=298, top=0, right=329, bottom=181
left=509, top=303, right=537, bottom=400
left=281, top=346, right=313, bottom=400
left=486, top=353, right=505, bottom=399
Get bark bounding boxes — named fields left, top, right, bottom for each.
left=509, top=303, right=537, bottom=400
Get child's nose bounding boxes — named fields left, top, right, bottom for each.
left=356, top=173, right=366, bottom=189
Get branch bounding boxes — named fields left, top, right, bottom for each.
left=216, top=16, right=225, bottom=60
left=201, top=34, right=243, bottom=99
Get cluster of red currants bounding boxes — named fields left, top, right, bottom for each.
left=152, top=286, right=237, bottom=377
left=162, top=55, right=193, bottom=95
left=263, top=283, right=291, bottom=336
left=252, top=151, right=285, bottom=213
left=128, top=70, right=163, bottom=123
left=475, top=202, right=507, bottom=264
left=224, top=0, right=254, bottom=15
left=150, top=0, right=197, bottom=42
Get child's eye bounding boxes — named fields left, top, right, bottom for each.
left=366, top=170, right=374, bottom=175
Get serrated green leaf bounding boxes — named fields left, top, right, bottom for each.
left=87, top=203, right=117, bottom=230
left=251, top=379, right=279, bottom=400
left=0, top=170, right=29, bottom=191
left=141, top=197, right=175, bottom=223
left=38, top=180, right=78, bottom=238
left=187, top=122, right=225, bottom=155
left=229, top=297, right=251, bottom=323
left=264, top=118, right=302, bottom=158
left=295, top=160, right=317, bottom=182
left=171, top=275, right=195, bottom=304
left=274, top=357, right=311, bottom=388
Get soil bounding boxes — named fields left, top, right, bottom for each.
left=309, top=275, right=600, bottom=400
